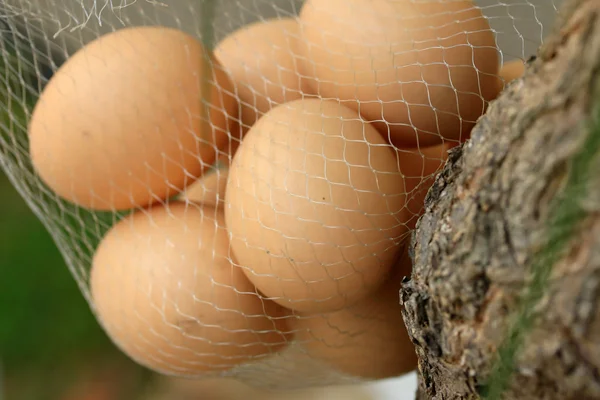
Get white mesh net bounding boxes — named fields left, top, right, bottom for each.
left=0, top=0, right=561, bottom=390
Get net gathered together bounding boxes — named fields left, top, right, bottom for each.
left=0, top=0, right=560, bottom=389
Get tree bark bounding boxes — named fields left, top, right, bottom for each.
left=399, top=0, right=600, bottom=399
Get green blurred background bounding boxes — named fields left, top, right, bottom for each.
left=0, top=171, right=156, bottom=400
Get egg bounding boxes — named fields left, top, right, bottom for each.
left=290, top=246, right=417, bottom=380
left=215, top=18, right=312, bottom=146
left=225, top=98, right=408, bottom=314
left=180, top=167, right=228, bottom=208
left=298, top=0, right=500, bottom=148
left=90, top=202, right=290, bottom=375
left=29, top=26, right=238, bottom=211
left=398, top=143, right=450, bottom=230
left=498, top=59, right=526, bottom=89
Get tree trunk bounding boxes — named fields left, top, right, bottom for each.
left=399, top=0, right=600, bottom=399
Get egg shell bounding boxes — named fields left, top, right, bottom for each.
left=90, top=202, right=290, bottom=375
left=29, top=26, right=238, bottom=211
left=498, top=59, right=526, bottom=90
left=181, top=165, right=229, bottom=208
left=289, top=245, right=417, bottom=380
left=298, top=0, right=500, bottom=148
left=215, top=17, right=314, bottom=148
left=397, top=143, right=450, bottom=231
left=225, top=98, right=408, bottom=314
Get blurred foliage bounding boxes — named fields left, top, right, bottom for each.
left=0, top=126, right=155, bottom=400
left=0, top=172, right=117, bottom=369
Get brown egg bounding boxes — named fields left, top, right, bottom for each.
left=498, top=59, right=526, bottom=90
left=29, top=26, right=238, bottom=211
left=298, top=0, right=500, bottom=148
left=398, top=143, right=450, bottom=230
left=215, top=18, right=313, bottom=144
left=90, top=202, right=290, bottom=375
left=225, top=98, right=408, bottom=314
left=290, top=245, right=417, bottom=380
left=180, top=166, right=229, bottom=209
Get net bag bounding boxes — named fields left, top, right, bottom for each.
left=0, top=0, right=561, bottom=390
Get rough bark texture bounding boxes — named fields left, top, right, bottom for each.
left=399, top=0, right=600, bottom=399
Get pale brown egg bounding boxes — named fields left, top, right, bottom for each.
left=225, top=98, right=408, bottom=314
left=215, top=18, right=313, bottom=144
left=298, top=0, right=500, bottom=148
left=290, top=246, right=417, bottom=380
left=397, top=143, right=450, bottom=231
left=498, top=59, right=526, bottom=90
left=29, top=26, right=238, bottom=211
left=90, top=202, right=290, bottom=375
left=180, top=166, right=229, bottom=209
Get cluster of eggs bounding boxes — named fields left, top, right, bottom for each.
left=28, top=0, right=524, bottom=381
